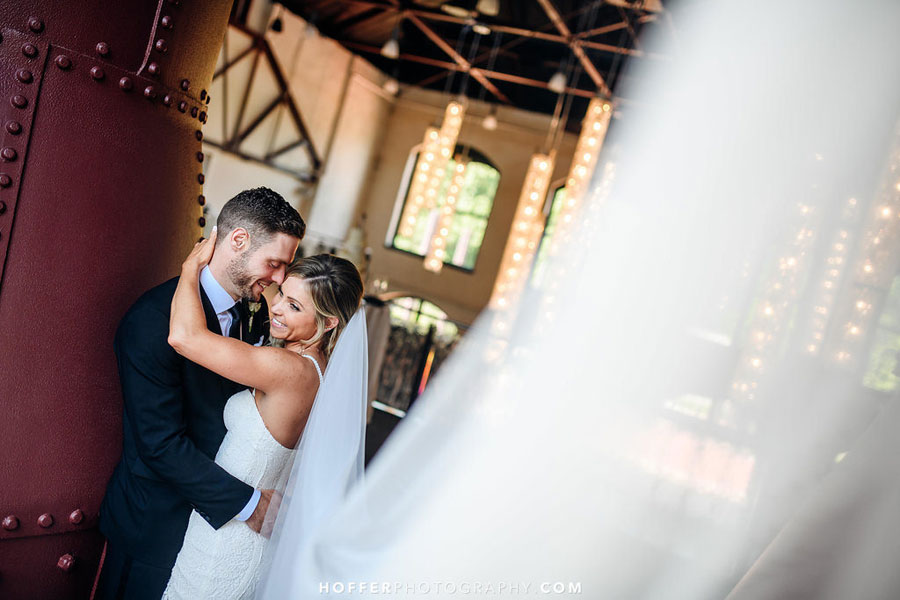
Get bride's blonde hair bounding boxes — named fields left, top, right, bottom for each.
left=273, top=254, right=364, bottom=358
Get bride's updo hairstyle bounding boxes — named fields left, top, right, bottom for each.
left=286, top=254, right=364, bottom=358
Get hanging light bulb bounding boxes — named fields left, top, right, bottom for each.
left=441, top=4, right=473, bottom=18
left=548, top=70, right=567, bottom=94
left=473, top=23, right=492, bottom=36
left=476, top=0, right=500, bottom=16
left=381, top=37, right=400, bottom=59
left=383, top=78, right=400, bottom=95
left=482, top=108, right=498, bottom=131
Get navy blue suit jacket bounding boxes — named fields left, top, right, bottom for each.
left=99, top=276, right=268, bottom=570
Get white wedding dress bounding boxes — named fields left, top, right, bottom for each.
left=161, top=354, right=323, bottom=600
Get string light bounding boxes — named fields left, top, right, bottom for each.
left=802, top=196, right=859, bottom=356
left=825, top=120, right=900, bottom=365
left=725, top=200, right=819, bottom=420
left=397, top=100, right=467, bottom=240
left=489, top=153, right=555, bottom=310
left=424, top=161, right=467, bottom=273
left=398, top=127, right=442, bottom=239
left=548, top=98, right=612, bottom=255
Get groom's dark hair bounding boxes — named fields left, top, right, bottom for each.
left=216, top=187, right=305, bottom=248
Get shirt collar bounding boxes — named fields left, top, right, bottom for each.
left=200, top=266, right=238, bottom=315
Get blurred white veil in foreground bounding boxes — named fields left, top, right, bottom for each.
left=267, top=0, right=900, bottom=597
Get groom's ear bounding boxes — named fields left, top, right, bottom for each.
left=230, top=227, right=250, bottom=252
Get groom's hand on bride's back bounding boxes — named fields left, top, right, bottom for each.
left=246, top=488, right=275, bottom=534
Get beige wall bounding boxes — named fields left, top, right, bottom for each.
left=201, top=11, right=391, bottom=250
left=202, top=8, right=583, bottom=327
left=361, top=87, right=578, bottom=325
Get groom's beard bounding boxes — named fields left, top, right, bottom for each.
left=226, top=251, right=260, bottom=301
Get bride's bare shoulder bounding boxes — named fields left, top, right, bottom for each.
left=267, top=349, right=322, bottom=397
left=257, top=351, right=322, bottom=447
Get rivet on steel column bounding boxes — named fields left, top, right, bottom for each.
left=57, top=554, right=75, bottom=572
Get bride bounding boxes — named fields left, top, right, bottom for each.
left=161, top=228, right=367, bottom=599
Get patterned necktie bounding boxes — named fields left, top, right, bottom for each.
left=227, top=304, right=241, bottom=340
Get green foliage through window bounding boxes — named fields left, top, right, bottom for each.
left=388, top=297, right=459, bottom=341
left=863, top=276, right=900, bottom=392
left=392, top=149, right=500, bottom=271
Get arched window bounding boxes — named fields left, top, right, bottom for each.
left=389, top=145, right=500, bottom=271
left=388, top=296, right=460, bottom=340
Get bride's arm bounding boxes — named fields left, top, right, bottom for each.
left=168, top=230, right=296, bottom=394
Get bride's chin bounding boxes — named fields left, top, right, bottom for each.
left=269, top=329, right=287, bottom=339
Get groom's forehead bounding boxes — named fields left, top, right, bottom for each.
left=256, top=232, right=299, bottom=258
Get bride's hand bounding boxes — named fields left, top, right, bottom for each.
left=182, top=227, right=217, bottom=273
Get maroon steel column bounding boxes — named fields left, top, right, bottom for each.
left=0, top=2, right=232, bottom=598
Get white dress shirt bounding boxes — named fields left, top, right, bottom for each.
left=199, top=266, right=261, bottom=522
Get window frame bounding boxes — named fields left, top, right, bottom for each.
left=385, top=143, right=501, bottom=274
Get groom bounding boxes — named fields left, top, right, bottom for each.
left=96, top=187, right=305, bottom=599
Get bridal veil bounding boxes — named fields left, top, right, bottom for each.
left=265, top=1, right=900, bottom=597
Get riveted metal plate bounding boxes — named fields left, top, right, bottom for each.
left=0, top=26, right=47, bottom=294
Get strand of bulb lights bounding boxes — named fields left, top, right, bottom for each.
left=398, top=101, right=467, bottom=240
left=724, top=202, right=819, bottom=427
left=548, top=98, right=612, bottom=256
left=829, top=125, right=900, bottom=365
left=424, top=161, right=468, bottom=273
left=489, top=153, right=556, bottom=312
